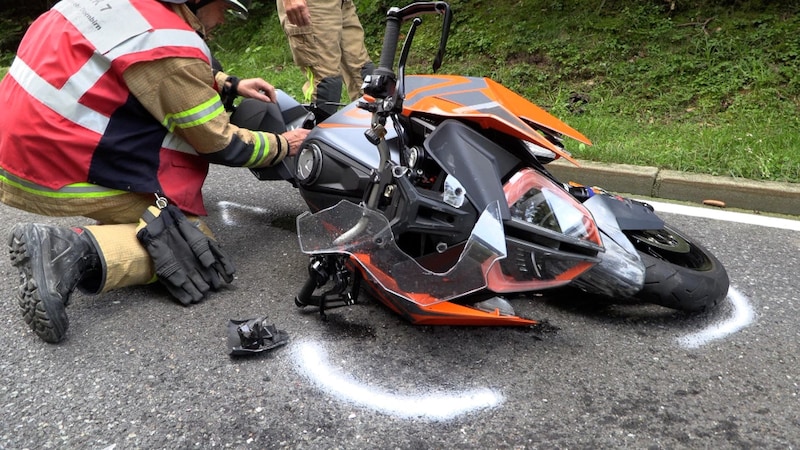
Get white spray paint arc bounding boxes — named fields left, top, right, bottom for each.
left=677, top=287, right=755, bottom=349
left=218, top=201, right=268, bottom=226
left=292, top=340, right=504, bottom=420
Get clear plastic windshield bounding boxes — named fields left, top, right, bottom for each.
left=297, top=200, right=507, bottom=306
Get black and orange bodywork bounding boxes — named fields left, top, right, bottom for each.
left=273, top=2, right=725, bottom=326
left=364, top=280, right=539, bottom=326
left=295, top=74, right=604, bottom=326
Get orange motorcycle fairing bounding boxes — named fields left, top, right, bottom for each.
left=358, top=269, right=539, bottom=327
left=401, top=75, right=592, bottom=165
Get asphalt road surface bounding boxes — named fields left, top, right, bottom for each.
left=1, top=165, right=798, bottom=449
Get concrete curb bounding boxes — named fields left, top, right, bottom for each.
left=547, top=159, right=800, bottom=217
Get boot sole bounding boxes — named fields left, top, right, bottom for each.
left=8, top=225, right=69, bottom=343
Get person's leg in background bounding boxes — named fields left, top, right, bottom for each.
left=339, top=0, right=374, bottom=101
left=277, top=0, right=346, bottom=119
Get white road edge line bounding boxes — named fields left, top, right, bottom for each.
left=643, top=199, right=800, bottom=231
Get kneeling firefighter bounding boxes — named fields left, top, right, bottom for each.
left=0, top=0, right=309, bottom=343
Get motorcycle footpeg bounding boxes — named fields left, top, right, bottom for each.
left=295, top=275, right=320, bottom=307
left=296, top=256, right=333, bottom=307
left=295, top=271, right=361, bottom=324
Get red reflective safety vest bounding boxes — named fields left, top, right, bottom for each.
left=0, top=0, right=214, bottom=215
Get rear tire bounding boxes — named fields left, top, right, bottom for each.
left=627, top=226, right=729, bottom=312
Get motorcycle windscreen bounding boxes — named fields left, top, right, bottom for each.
left=297, top=200, right=507, bottom=306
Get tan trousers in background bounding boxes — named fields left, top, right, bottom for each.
left=277, top=0, right=372, bottom=102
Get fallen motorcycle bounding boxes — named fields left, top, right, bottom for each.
left=236, top=1, right=729, bottom=326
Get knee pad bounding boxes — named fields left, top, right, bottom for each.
left=316, top=75, right=345, bottom=119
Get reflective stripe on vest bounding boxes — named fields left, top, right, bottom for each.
left=0, top=167, right=125, bottom=198
left=9, top=57, right=110, bottom=136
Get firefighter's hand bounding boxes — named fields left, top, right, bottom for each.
left=283, top=128, right=311, bottom=157
left=237, top=78, right=277, bottom=103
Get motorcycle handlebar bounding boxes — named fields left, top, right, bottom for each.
left=376, top=2, right=450, bottom=73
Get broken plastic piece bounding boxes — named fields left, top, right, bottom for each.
left=227, top=317, right=288, bottom=356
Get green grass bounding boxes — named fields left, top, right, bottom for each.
left=3, top=0, right=799, bottom=182
left=212, top=0, right=800, bottom=183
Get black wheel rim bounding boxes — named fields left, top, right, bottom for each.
left=628, top=227, right=713, bottom=271
left=629, top=228, right=691, bottom=253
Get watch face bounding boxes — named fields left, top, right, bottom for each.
left=296, top=144, right=321, bottom=184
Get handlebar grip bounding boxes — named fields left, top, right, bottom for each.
left=378, top=15, right=401, bottom=72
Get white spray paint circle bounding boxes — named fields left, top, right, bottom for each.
left=292, top=340, right=504, bottom=420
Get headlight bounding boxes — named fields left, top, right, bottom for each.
left=295, top=143, right=322, bottom=185
left=504, top=168, right=601, bottom=245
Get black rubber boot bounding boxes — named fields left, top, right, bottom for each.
left=8, top=224, right=101, bottom=343
left=315, top=75, right=345, bottom=121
